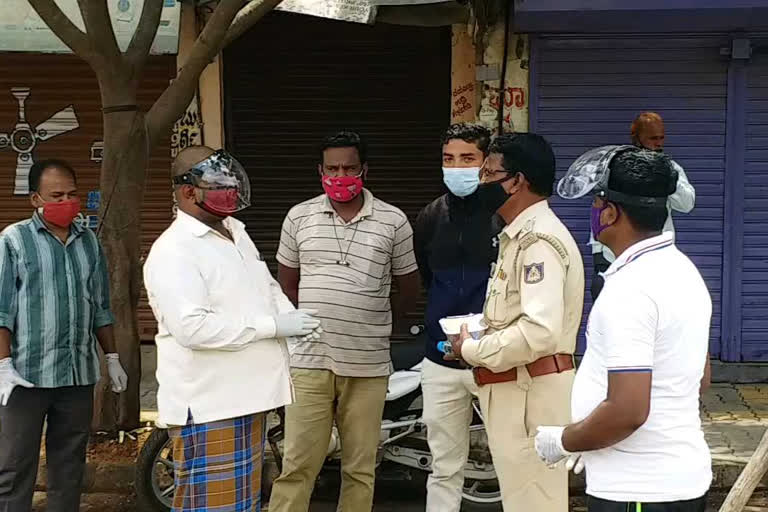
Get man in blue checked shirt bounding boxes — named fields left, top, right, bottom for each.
left=0, top=159, right=127, bottom=512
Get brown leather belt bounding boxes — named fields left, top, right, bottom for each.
left=472, top=354, right=574, bottom=386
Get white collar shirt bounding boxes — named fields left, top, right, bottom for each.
left=571, top=232, right=712, bottom=502
left=143, top=211, right=294, bottom=427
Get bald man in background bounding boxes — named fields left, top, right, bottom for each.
left=143, top=146, right=321, bottom=511
left=589, top=112, right=696, bottom=300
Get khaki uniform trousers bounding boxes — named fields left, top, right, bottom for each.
left=268, top=368, right=388, bottom=512
left=478, top=367, right=574, bottom=511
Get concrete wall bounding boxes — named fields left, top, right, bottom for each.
left=450, top=22, right=530, bottom=134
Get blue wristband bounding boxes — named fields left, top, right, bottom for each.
left=437, top=341, right=453, bottom=354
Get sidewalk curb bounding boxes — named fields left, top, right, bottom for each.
left=35, top=460, right=762, bottom=496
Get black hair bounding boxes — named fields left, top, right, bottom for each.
left=320, top=130, right=368, bottom=164
left=488, top=132, right=556, bottom=197
left=28, top=159, right=77, bottom=193
left=441, top=123, right=492, bottom=155
left=607, top=148, right=678, bottom=232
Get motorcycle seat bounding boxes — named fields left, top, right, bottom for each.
left=390, top=340, right=426, bottom=371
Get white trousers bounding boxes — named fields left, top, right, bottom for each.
left=421, top=358, right=480, bottom=512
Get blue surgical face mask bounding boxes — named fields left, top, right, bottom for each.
left=442, top=167, right=481, bottom=197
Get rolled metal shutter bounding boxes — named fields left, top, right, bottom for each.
left=742, top=41, right=768, bottom=360
left=223, top=12, right=450, bottom=334
left=0, top=53, right=175, bottom=341
left=533, top=35, right=729, bottom=356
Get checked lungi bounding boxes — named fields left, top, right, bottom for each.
left=169, top=412, right=266, bottom=512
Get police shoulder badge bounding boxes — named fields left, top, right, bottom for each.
left=524, top=262, right=544, bottom=284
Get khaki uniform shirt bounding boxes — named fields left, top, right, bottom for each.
left=462, top=200, right=585, bottom=372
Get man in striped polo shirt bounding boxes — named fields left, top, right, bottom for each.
left=0, top=160, right=126, bottom=512
left=269, top=131, right=421, bottom=512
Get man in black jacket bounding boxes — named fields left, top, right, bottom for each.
left=414, top=123, right=504, bottom=512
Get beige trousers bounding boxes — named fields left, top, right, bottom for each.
left=477, top=368, right=574, bottom=511
left=268, top=368, right=388, bottom=512
left=421, top=358, right=479, bottom=512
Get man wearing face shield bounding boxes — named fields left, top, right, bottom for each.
left=589, top=112, right=695, bottom=300
left=535, top=147, right=712, bottom=512
left=446, top=133, right=585, bottom=511
left=143, top=146, right=322, bottom=512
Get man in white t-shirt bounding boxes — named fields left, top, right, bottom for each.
left=535, top=147, right=712, bottom=511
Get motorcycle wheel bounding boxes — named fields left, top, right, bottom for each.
left=135, top=428, right=174, bottom=512
left=461, top=477, right=503, bottom=511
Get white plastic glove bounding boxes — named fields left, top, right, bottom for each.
left=299, top=325, right=324, bottom=342
left=274, top=309, right=321, bottom=338
left=565, top=454, right=584, bottom=474
left=105, top=353, right=128, bottom=393
left=0, top=357, right=34, bottom=406
left=534, top=426, right=571, bottom=466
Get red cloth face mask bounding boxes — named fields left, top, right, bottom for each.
left=321, top=175, right=363, bottom=203
left=198, top=188, right=239, bottom=217
left=40, top=199, right=81, bottom=228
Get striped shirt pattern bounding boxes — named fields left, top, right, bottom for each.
left=0, top=213, right=114, bottom=387
left=278, top=189, right=418, bottom=377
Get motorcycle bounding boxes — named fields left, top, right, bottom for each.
left=135, top=336, right=502, bottom=511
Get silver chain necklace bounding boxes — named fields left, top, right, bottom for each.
left=332, top=219, right=360, bottom=266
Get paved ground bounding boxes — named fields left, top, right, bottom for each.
left=702, top=383, right=768, bottom=462
left=29, top=490, right=768, bottom=511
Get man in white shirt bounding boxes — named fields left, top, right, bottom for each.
left=589, top=112, right=695, bottom=300
left=143, top=146, right=322, bottom=512
left=535, top=147, right=712, bottom=512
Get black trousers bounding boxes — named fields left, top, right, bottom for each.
left=589, top=494, right=708, bottom=512
left=591, top=253, right=612, bottom=302
left=0, top=385, right=94, bottom=512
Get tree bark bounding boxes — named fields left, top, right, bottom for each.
left=91, top=106, right=149, bottom=432
left=30, top=0, right=285, bottom=432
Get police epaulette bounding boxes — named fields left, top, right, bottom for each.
left=515, top=232, right=570, bottom=268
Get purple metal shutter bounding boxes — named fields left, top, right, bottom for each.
left=742, top=43, right=768, bottom=360
left=533, top=35, right=729, bottom=356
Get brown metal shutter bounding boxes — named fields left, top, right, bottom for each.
left=224, top=12, right=450, bottom=334
left=0, top=53, right=175, bottom=341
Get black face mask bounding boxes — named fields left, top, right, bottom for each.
left=477, top=175, right=515, bottom=214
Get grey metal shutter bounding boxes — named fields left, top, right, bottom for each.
left=533, top=34, right=729, bottom=356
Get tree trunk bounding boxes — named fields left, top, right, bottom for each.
left=91, top=106, right=149, bottom=432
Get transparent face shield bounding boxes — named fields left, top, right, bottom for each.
left=172, top=150, right=251, bottom=215
left=557, top=145, right=676, bottom=207
left=556, top=145, right=635, bottom=200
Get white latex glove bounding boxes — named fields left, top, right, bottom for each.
left=534, top=426, right=571, bottom=466
left=274, top=309, right=321, bottom=338
left=105, top=353, right=128, bottom=393
left=0, top=357, right=34, bottom=406
left=565, top=453, right=584, bottom=474
left=299, top=325, right=324, bottom=342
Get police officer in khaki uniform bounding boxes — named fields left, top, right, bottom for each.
left=447, top=133, right=585, bottom=511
